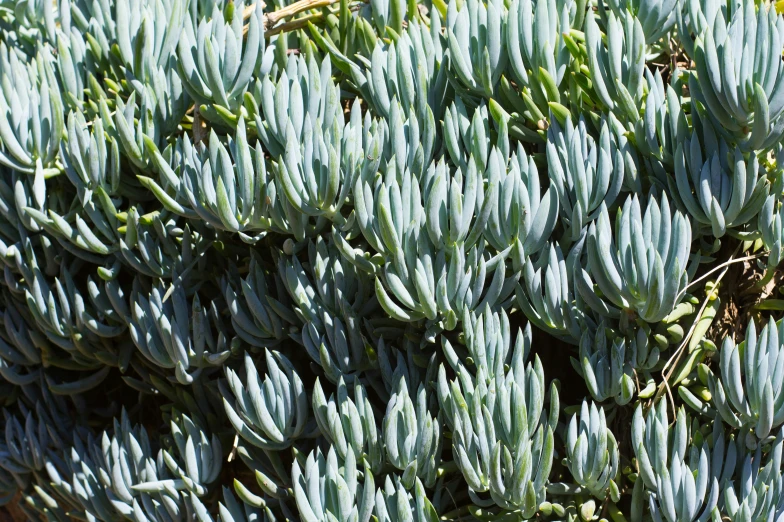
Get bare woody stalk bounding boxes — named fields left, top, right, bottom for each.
left=242, top=0, right=341, bottom=35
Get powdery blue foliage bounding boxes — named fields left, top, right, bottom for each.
left=0, top=0, right=781, bottom=520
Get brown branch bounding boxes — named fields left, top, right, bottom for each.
left=266, top=11, right=325, bottom=37
left=243, top=0, right=341, bottom=36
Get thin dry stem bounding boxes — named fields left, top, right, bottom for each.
left=653, top=242, right=743, bottom=406
left=243, top=0, right=341, bottom=35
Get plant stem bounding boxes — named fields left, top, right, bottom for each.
left=653, top=242, right=742, bottom=406
left=243, top=0, right=342, bottom=35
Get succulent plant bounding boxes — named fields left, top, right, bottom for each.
left=45, top=430, right=120, bottom=521
left=516, top=240, right=594, bottom=345
left=178, top=0, right=265, bottom=124
left=705, top=317, right=784, bottom=441
left=442, top=99, right=491, bottom=175
left=584, top=9, right=645, bottom=121
left=676, top=0, right=728, bottom=57
left=0, top=407, right=50, bottom=477
left=575, top=326, right=635, bottom=405
left=115, top=0, right=187, bottom=87
left=0, top=45, right=63, bottom=175
left=373, top=475, right=439, bottom=522
left=0, top=0, right=782, bottom=520
left=383, top=375, right=441, bottom=489
left=506, top=0, right=583, bottom=109
left=350, top=16, right=448, bottom=125
left=292, top=445, right=375, bottom=522
left=222, top=350, right=308, bottom=451
left=159, top=408, right=223, bottom=497
left=565, top=400, right=619, bottom=499
left=578, top=192, right=693, bottom=325
left=690, top=0, right=784, bottom=151
left=313, top=376, right=383, bottom=474
left=759, top=190, right=784, bottom=271
left=282, top=236, right=375, bottom=382
left=221, top=250, right=290, bottom=349
left=632, top=69, right=688, bottom=172
left=144, top=118, right=275, bottom=241
left=253, top=53, right=341, bottom=158
left=603, top=0, right=677, bottom=44
left=632, top=403, right=736, bottom=522
left=191, top=486, right=280, bottom=522
left=721, top=427, right=784, bottom=522
left=441, top=306, right=520, bottom=383
left=86, top=410, right=194, bottom=520
left=672, top=114, right=769, bottom=238
left=546, top=113, right=624, bottom=240
left=438, top=323, right=557, bottom=516
left=55, top=28, right=91, bottom=112
left=446, top=0, right=507, bottom=97
left=485, top=143, right=559, bottom=270
left=128, top=279, right=231, bottom=384
left=277, top=97, right=366, bottom=228
left=32, top=110, right=121, bottom=256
